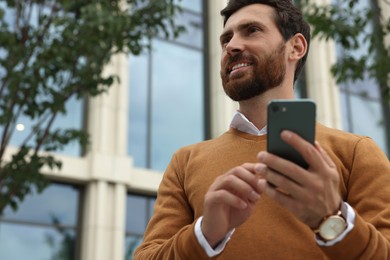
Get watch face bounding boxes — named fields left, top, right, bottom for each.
left=319, top=216, right=346, bottom=241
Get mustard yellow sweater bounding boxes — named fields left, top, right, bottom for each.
left=135, top=124, right=390, bottom=259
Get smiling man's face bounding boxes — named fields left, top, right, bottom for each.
left=220, top=4, right=287, bottom=101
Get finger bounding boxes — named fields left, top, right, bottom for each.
left=259, top=178, right=321, bottom=226
left=241, top=163, right=259, bottom=175
left=315, top=141, right=336, bottom=168
left=206, top=189, right=249, bottom=209
left=257, top=151, right=309, bottom=187
left=225, top=165, right=263, bottom=193
left=257, top=164, right=306, bottom=200
left=211, top=168, right=261, bottom=202
left=280, top=130, right=323, bottom=169
left=258, top=179, right=296, bottom=205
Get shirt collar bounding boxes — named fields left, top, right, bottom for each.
left=230, top=111, right=267, bottom=136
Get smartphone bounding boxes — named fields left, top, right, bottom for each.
left=267, top=99, right=316, bottom=169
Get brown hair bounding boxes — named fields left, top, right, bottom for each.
left=221, top=0, right=310, bottom=82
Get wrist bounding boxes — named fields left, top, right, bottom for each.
left=312, top=203, right=348, bottom=242
left=201, top=218, right=223, bottom=248
left=195, top=217, right=235, bottom=257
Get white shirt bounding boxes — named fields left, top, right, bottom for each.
left=194, top=111, right=355, bottom=257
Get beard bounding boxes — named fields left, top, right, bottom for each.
left=221, top=43, right=286, bottom=101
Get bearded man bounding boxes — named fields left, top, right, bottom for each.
left=135, top=1, right=390, bottom=259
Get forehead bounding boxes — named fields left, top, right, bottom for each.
left=223, top=4, right=277, bottom=32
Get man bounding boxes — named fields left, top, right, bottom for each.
left=134, top=0, right=390, bottom=259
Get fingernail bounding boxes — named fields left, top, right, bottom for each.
left=255, top=164, right=263, bottom=173
left=282, top=130, right=292, bottom=140
left=240, top=201, right=248, bottom=209
left=258, top=152, right=266, bottom=162
left=250, top=191, right=260, bottom=201
left=257, top=179, right=264, bottom=190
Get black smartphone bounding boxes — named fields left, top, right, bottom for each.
left=267, top=99, right=316, bottom=169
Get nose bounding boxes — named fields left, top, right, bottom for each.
left=225, top=35, right=244, bottom=56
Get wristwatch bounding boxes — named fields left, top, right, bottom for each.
left=313, top=209, right=347, bottom=241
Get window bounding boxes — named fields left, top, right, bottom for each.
left=0, top=183, right=82, bottom=260
left=128, top=0, right=206, bottom=171
left=124, top=194, right=155, bottom=260
left=0, top=2, right=85, bottom=157
left=339, top=79, right=389, bottom=155
left=294, top=70, right=308, bottom=99
left=4, top=97, right=85, bottom=157
left=177, top=0, right=202, bottom=12
left=334, top=0, right=390, bottom=155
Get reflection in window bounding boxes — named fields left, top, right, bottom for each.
left=0, top=183, right=82, bottom=260
left=124, top=194, right=156, bottom=260
left=294, top=70, right=307, bottom=99
left=340, top=88, right=388, bottom=154
left=176, top=0, right=202, bottom=12
left=162, top=4, right=204, bottom=48
left=334, top=0, right=389, bottom=156
left=128, top=0, right=205, bottom=171
left=0, top=3, right=85, bottom=157
left=4, top=96, right=85, bottom=157
left=150, top=39, right=204, bottom=170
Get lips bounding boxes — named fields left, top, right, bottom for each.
left=229, top=62, right=252, bottom=75
left=231, top=62, right=250, bottom=72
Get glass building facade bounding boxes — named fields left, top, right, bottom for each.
left=124, top=194, right=155, bottom=260
left=0, top=1, right=85, bottom=157
left=128, top=0, right=206, bottom=171
left=0, top=183, right=82, bottom=260
left=333, top=0, right=390, bottom=156
left=0, top=1, right=389, bottom=260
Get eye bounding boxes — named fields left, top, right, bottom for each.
left=248, top=26, right=261, bottom=34
left=220, top=36, right=231, bottom=48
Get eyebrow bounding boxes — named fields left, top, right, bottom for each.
left=220, top=21, right=265, bottom=42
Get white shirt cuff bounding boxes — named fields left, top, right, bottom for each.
left=316, top=202, right=356, bottom=246
left=194, top=216, right=235, bottom=257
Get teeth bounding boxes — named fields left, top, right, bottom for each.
left=231, top=63, right=249, bottom=71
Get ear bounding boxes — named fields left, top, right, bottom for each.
left=287, top=33, right=307, bottom=62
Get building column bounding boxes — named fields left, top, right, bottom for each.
left=304, top=0, right=342, bottom=129
left=80, top=52, right=130, bottom=259
left=208, top=0, right=238, bottom=138
left=80, top=181, right=126, bottom=260
left=305, top=37, right=342, bottom=129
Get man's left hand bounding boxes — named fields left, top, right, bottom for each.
left=256, top=130, right=341, bottom=228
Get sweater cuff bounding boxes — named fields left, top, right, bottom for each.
left=194, top=216, right=235, bottom=257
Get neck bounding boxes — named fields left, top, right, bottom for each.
left=237, top=85, right=295, bottom=130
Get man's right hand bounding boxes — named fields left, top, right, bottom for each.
left=201, top=163, right=263, bottom=248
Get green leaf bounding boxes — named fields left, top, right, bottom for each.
left=0, top=0, right=184, bottom=214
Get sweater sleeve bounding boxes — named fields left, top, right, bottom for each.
left=320, top=137, right=390, bottom=259
left=133, top=153, right=211, bottom=260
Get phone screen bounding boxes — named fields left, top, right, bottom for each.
left=267, top=99, right=316, bottom=169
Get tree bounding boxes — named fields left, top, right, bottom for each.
left=0, top=0, right=184, bottom=214
left=302, top=0, right=390, bottom=99
left=45, top=215, right=75, bottom=260
left=302, top=0, right=390, bottom=151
